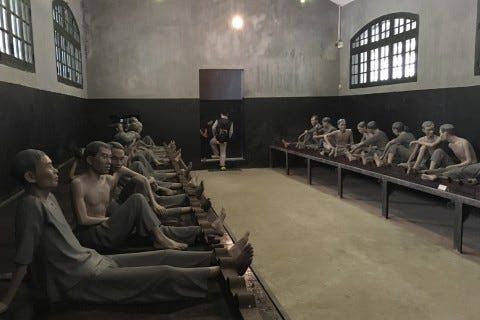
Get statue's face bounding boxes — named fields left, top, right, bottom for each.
left=357, top=126, right=366, bottom=134
left=322, top=120, right=329, bottom=127
left=392, top=128, right=399, bottom=136
left=88, top=147, right=111, bottom=174
left=367, top=127, right=375, bottom=134
left=338, top=122, right=346, bottom=131
left=423, top=126, right=435, bottom=138
left=110, top=148, right=126, bottom=173
left=310, top=117, right=318, bottom=126
left=440, top=129, right=448, bottom=141
left=31, top=155, right=59, bottom=189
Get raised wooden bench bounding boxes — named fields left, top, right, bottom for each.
left=270, top=144, right=480, bottom=253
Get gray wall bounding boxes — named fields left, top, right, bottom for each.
left=339, top=0, right=480, bottom=96
left=83, top=0, right=340, bottom=99
left=0, top=0, right=88, bottom=98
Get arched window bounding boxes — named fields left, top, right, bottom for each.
left=53, top=0, right=82, bottom=88
left=0, top=0, right=34, bottom=71
left=350, top=13, right=418, bottom=88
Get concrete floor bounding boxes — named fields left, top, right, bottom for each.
left=195, top=167, right=480, bottom=320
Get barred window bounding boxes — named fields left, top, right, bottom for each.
left=0, top=0, right=34, bottom=71
left=350, top=13, right=418, bottom=88
left=53, top=0, right=82, bottom=88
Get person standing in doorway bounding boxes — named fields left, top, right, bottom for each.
left=210, top=111, right=233, bottom=170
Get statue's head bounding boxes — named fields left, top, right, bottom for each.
left=421, top=121, right=435, bottom=138
left=84, top=141, right=111, bottom=174
left=391, top=122, right=405, bottom=136
left=12, top=149, right=58, bottom=189
left=439, top=124, right=455, bottom=141
left=337, top=119, right=347, bottom=131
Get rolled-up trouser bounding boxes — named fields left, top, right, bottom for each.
left=66, top=250, right=213, bottom=303
left=430, top=149, right=456, bottom=168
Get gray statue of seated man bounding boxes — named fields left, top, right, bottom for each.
left=345, top=121, right=371, bottom=162
left=402, top=121, right=442, bottom=174
left=0, top=149, right=252, bottom=314
left=311, top=117, right=337, bottom=153
left=323, top=119, right=354, bottom=157
left=374, top=122, right=415, bottom=167
left=125, top=117, right=157, bottom=148
left=282, top=115, right=321, bottom=149
left=421, top=124, right=477, bottom=181
left=70, top=141, right=204, bottom=252
left=108, top=142, right=215, bottom=222
left=349, top=121, right=389, bottom=165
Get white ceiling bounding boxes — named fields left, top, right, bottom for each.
left=329, top=0, right=356, bottom=6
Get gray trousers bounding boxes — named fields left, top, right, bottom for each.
left=431, top=149, right=456, bottom=168
left=119, top=176, right=191, bottom=218
left=66, top=250, right=213, bottom=303
left=388, top=144, right=414, bottom=163
left=77, top=194, right=201, bottom=250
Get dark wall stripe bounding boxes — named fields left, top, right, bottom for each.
left=0, top=82, right=88, bottom=200
left=2, top=81, right=480, bottom=199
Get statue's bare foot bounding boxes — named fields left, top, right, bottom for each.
left=373, top=153, right=383, bottom=167
left=233, top=244, right=254, bottom=276
left=211, top=209, right=227, bottom=235
left=154, top=237, right=188, bottom=250
left=345, top=151, right=354, bottom=162
left=281, top=139, right=289, bottom=148
left=361, top=153, right=368, bottom=165
left=421, top=173, right=437, bottom=181
left=228, top=231, right=250, bottom=258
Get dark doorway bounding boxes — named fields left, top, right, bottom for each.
left=199, top=69, right=245, bottom=163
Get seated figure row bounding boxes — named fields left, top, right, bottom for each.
left=0, top=120, right=253, bottom=314
left=282, top=115, right=479, bottom=183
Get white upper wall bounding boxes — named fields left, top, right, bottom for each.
left=84, top=0, right=340, bottom=99
left=0, top=0, right=87, bottom=98
left=339, top=0, right=480, bottom=95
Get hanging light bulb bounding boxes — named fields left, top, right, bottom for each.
left=231, top=15, right=244, bottom=30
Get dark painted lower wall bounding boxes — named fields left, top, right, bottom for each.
left=0, top=82, right=88, bottom=199
left=84, top=99, right=201, bottom=167
left=3, top=82, right=480, bottom=200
